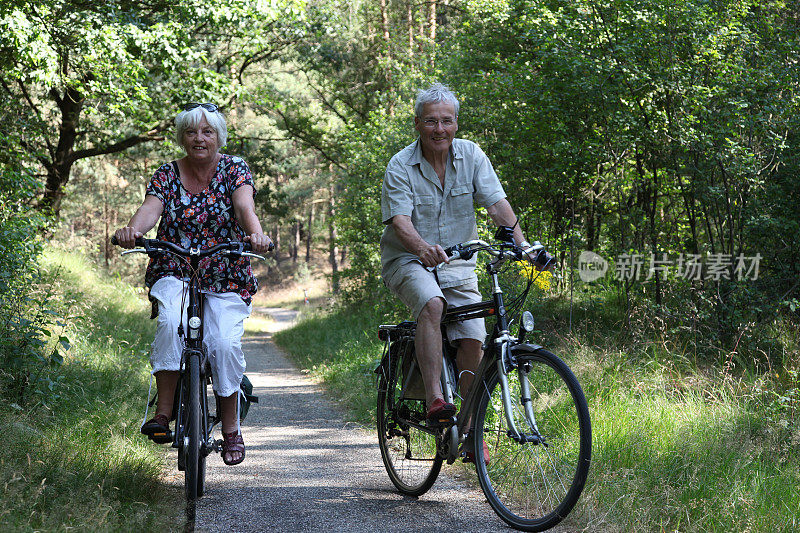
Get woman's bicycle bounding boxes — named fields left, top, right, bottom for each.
left=376, top=233, right=591, bottom=531
left=112, top=236, right=267, bottom=500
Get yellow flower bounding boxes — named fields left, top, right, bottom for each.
left=518, top=262, right=552, bottom=291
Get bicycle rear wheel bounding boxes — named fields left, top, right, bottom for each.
left=473, top=348, right=591, bottom=531
left=377, top=346, right=442, bottom=496
left=185, top=355, right=201, bottom=501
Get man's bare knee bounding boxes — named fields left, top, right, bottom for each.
left=418, top=297, right=445, bottom=325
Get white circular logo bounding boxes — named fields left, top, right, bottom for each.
left=578, top=251, right=608, bottom=282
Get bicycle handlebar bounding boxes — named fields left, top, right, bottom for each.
left=110, top=236, right=273, bottom=259
left=442, top=239, right=554, bottom=270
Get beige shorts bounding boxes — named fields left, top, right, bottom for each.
left=386, top=261, right=486, bottom=344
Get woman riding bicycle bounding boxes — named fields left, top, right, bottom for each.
left=114, top=102, right=272, bottom=466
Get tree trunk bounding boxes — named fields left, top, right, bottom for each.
left=273, top=223, right=282, bottom=266
left=306, top=203, right=315, bottom=262
left=41, top=85, right=85, bottom=215
left=292, top=220, right=300, bottom=264
left=328, top=182, right=339, bottom=294
left=428, top=0, right=437, bottom=40
left=103, top=173, right=110, bottom=268
left=407, top=1, right=414, bottom=56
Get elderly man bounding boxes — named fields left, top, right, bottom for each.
left=380, top=83, right=538, bottom=464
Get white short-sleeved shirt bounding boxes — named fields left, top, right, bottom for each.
left=380, top=138, right=506, bottom=288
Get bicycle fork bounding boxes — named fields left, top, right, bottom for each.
left=496, top=339, right=543, bottom=444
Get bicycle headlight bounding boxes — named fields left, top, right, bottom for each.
left=188, top=317, right=201, bottom=329
left=521, top=311, right=535, bottom=332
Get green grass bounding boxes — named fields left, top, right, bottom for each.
left=274, top=296, right=800, bottom=532
left=0, top=248, right=183, bottom=531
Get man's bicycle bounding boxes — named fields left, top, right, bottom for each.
left=376, top=235, right=591, bottom=531
left=112, top=236, right=267, bottom=500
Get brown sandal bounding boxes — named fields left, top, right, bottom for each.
left=221, top=431, right=245, bottom=466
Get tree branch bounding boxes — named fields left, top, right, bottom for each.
left=68, top=119, right=172, bottom=163
left=272, top=107, right=346, bottom=171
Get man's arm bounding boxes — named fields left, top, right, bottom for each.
left=486, top=198, right=527, bottom=246
left=391, top=215, right=450, bottom=268
left=486, top=198, right=554, bottom=270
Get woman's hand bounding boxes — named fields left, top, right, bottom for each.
left=114, top=226, right=142, bottom=249
left=244, top=232, right=273, bottom=254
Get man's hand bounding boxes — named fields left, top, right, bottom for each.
left=417, top=243, right=450, bottom=268
left=528, top=249, right=556, bottom=272
left=114, top=227, right=142, bottom=249
left=244, top=232, right=273, bottom=254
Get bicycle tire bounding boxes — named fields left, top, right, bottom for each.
left=473, top=348, right=591, bottom=531
left=377, top=344, right=442, bottom=496
left=196, top=371, right=209, bottom=498
left=185, top=355, right=201, bottom=501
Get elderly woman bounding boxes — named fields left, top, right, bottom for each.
left=114, top=103, right=271, bottom=466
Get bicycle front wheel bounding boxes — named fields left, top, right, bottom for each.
left=474, top=348, right=591, bottom=531
left=185, top=355, right=201, bottom=501
left=196, top=372, right=210, bottom=498
left=376, top=348, right=442, bottom=496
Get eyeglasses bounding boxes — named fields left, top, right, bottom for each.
left=422, top=118, right=455, bottom=128
left=183, top=102, right=219, bottom=113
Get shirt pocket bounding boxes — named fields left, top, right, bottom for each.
left=449, top=184, right=474, bottom=219
left=412, top=194, right=437, bottom=227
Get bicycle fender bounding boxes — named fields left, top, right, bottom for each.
left=510, top=343, right=544, bottom=356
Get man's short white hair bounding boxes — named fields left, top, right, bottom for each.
left=415, top=83, right=460, bottom=117
left=174, top=106, right=228, bottom=148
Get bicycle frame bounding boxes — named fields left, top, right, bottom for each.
left=379, top=242, right=547, bottom=464
left=171, top=251, right=217, bottom=456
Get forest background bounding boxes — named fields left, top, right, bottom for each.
left=1, top=0, right=798, bottom=531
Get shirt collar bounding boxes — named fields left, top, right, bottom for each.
left=405, top=138, right=463, bottom=166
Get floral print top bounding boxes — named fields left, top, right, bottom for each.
left=144, top=154, right=258, bottom=304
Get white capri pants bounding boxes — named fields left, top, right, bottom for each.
left=149, top=276, right=250, bottom=398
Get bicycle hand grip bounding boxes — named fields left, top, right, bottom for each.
left=111, top=235, right=145, bottom=247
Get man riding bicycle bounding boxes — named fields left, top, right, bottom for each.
left=380, top=83, right=548, bottom=465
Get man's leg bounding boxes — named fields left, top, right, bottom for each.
left=455, top=338, right=483, bottom=398
left=415, top=296, right=446, bottom=406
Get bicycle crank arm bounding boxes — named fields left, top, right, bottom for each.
left=395, top=416, right=454, bottom=436
left=506, top=431, right=547, bottom=446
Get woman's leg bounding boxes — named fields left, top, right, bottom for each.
left=146, top=277, right=189, bottom=427
left=203, top=291, right=249, bottom=463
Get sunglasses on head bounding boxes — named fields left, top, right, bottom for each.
left=183, top=102, right=219, bottom=112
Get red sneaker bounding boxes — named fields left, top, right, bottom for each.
left=462, top=439, right=491, bottom=465
left=426, top=398, right=456, bottom=426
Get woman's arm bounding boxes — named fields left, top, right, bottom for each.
left=232, top=185, right=272, bottom=253
left=114, top=195, right=164, bottom=249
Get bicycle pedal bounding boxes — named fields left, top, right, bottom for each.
left=149, top=430, right=173, bottom=444
left=427, top=415, right=457, bottom=428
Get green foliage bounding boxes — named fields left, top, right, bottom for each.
left=0, top=0, right=305, bottom=212
left=1, top=246, right=181, bottom=531
left=0, top=128, right=59, bottom=403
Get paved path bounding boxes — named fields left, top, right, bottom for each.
left=192, top=308, right=518, bottom=533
